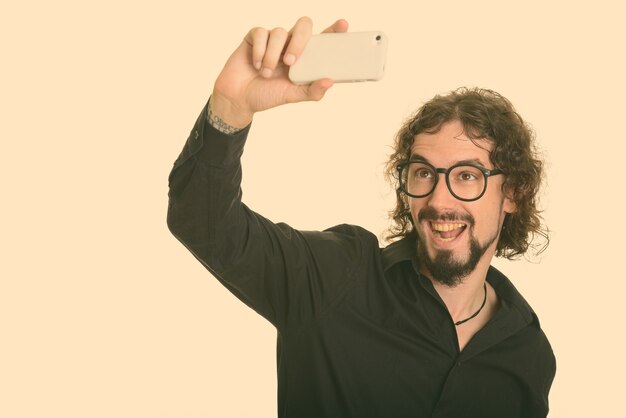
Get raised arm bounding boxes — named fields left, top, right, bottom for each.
left=167, top=17, right=375, bottom=330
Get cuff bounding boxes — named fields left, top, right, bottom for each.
left=171, top=98, right=252, bottom=171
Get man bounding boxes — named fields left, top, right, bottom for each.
left=167, top=17, right=556, bottom=418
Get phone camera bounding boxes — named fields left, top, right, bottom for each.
left=375, top=35, right=381, bottom=41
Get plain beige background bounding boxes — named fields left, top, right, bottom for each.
left=1, top=0, right=623, bottom=417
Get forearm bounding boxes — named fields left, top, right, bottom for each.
left=166, top=99, right=299, bottom=326
left=166, top=98, right=368, bottom=329
left=167, top=98, right=251, bottom=271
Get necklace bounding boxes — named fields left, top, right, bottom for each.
left=454, top=283, right=487, bottom=326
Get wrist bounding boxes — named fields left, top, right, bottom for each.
left=208, top=93, right=253, bottom=134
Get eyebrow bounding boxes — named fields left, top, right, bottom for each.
left=409, top=153, right=488, bottom=168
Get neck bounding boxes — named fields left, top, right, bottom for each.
left=422, top=251, right=494, bottom=323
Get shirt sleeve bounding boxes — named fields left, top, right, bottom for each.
left=167, top=100, right=375, bottom=330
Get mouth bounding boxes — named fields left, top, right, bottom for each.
left=429, top=221, right=467, bottom=243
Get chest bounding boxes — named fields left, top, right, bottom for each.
left=456, top=324, right=481, bottom=351
left=454, top=302, right=497, bottom=351
left=279, top=309, right=541, bottom=418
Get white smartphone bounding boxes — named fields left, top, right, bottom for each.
left=288, top=31, right=388, bottom=85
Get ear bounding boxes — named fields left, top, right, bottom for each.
left=503, top=186, right=517, bottom=214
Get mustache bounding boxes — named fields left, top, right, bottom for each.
left=417, top=206, right=475, bottom=227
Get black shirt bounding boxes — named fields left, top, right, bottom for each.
left=167, top=102, right=556, bottom=418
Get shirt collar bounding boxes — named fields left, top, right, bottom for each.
left=485, top=265, right=536, bottom=325
left=381, top=232, right=536, bottom=325
left=381, top=232, right=417, bottom=273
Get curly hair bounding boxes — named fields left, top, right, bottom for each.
left=384, top=87, right=549, bottom=259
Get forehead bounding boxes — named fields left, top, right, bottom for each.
left=410, top=120, right=493, bottom=166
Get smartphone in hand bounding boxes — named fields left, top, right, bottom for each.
left=288, top=31, right=388, bottom=85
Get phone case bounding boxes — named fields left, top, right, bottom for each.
left=288, top=31, right=388, bottom=85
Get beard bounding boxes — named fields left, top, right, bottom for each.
left=415, top=207, right=501, bottom=287
left=416, top=230, right=497, bottom=287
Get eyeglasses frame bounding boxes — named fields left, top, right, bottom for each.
left=396, top=159, right=504, bottom=202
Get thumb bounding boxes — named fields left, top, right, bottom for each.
left=286, top=78, right=334, bottom=103
left=288, top=78, right=334, bottom=103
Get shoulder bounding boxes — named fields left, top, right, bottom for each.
left=488, top=265, right=556, bottom=371
left=301, top=224, right=379, bottom=249
left=295, top=224, right=380, bottom=267
left=488, top=265, right=536, bottom=324
left=380, top=232, right=417, bottom=272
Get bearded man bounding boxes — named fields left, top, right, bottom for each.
left=167, top=16, right=556, bottom=418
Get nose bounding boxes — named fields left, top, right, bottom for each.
left=426, top=173, right=457, bottom=210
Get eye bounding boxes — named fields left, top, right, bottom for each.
left=415, top=168, right=433, bottom=178
left=459, top=172, right=477, bottom=181
left=456, top=170, right=480, bottom=182
left=412, top=167, right=434, bottom=180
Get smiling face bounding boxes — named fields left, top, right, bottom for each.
left=409, top=120, right=516, bottom=287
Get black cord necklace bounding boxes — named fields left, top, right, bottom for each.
left=454, top=283, right=487, bottom=326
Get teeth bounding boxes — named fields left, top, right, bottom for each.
left=431, top=223, right=465, bottom=232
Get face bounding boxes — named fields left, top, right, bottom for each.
left=408, top=120, right=516, bottom=287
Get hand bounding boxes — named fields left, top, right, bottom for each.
left=211, top=17, right=349, bottom=128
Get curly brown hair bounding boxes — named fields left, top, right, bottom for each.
left=384, top=87, right=549, bottom=259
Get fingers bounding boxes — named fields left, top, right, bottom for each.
left=261, top=27, right=289, bottom=77
left=283, top=16, right=313, bottom=66
left=247, top=28, right=269, bottom=71
left=245, top=25, right=291, bottom=78
left=321, top=19, right=349, bottom=34
left=244, top=17, right=347, bottom=79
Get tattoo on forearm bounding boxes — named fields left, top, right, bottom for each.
left=207, top=103, right=244, bottom=135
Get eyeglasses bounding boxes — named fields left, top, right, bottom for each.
left=396, top=160, right=503, bottom=202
